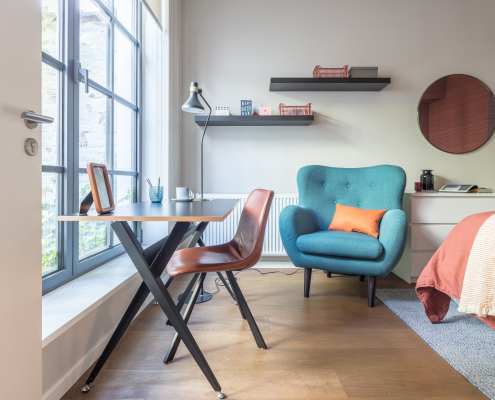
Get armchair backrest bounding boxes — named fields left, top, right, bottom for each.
left=297, top=165, right=406, bottom=231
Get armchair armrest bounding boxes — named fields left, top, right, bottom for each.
left=376, top=209, right=408, bottom=276
left=279, top=205, right=319, bottom=265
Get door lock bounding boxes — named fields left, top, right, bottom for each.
left=24, top=138, right=39, bottom=156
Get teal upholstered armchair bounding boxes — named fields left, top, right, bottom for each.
left=279, top=165, right=407, bottom=307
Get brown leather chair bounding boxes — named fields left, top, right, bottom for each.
left=166, top=189, right=274, bottom=356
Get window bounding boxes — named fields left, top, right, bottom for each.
left=42, top=0, right=142, bottom=294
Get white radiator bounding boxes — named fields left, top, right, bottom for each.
left=202, top=193, right=299, bottom=255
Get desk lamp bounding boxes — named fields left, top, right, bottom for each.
left=182, top=82, right=211, bottom=201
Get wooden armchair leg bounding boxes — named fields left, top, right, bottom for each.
left=326, top=271, right=332, bottom=278
left=368, top=276, right=377, bottom=307
left=304, top=268, right=312, bottom=298
left=359, top=275, right=365, bottom=282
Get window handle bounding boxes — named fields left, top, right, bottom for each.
left=75, top=61, right=89, bottom=93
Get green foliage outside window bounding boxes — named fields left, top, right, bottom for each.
left=42, top=179, right=135, bottom=275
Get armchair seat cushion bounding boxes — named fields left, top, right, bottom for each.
left=296, top=230, right=383, bottom=260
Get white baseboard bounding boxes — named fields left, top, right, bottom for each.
left=42, top=293, right=153, bottom=400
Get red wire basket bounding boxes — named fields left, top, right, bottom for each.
left=278, top=103, right=312, bottom=116
left=313, top=65, right=348, bottom=78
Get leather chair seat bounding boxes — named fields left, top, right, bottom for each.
left=296, top=230, right=383, bottom=260
left=167, top=243, right=250, bottom=277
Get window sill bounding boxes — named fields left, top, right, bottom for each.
left=42, top=253, right=140, bottom=348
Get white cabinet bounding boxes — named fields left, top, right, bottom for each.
left=409, top=192, right=495, bottom=282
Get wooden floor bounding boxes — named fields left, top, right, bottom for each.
left=63, top=269, right=485, bottom=399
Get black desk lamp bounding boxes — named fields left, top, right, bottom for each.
left=182, top=82, right=211, bottom=201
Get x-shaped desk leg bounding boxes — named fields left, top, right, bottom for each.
left=81, top=222, right=217, bottom=395
left=111, top=221, right=223, bottom=395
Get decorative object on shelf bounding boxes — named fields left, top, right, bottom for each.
left=313, top=65, right=348, bottom=78
left=181, top=81, right=212, bottom=201
left=348, top=67, right=378, bottom=78
left=241, top=100, right=252, bottom=116
left=252, top=103, right=260, bottom=116
left=418, top=74, right=495, bottom=154
left=415, top=182, right=423, bottom=192
left=86, top=162, right=115, bottom=214
left=215, top=107, right=230, bottom=116
left=279, top=103, right=312, bottom=116
left=420, top=170, right=434, bottom=192
left=260, top=107, right=271, bottom=115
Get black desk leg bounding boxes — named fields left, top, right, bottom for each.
left=112, top=221, right=225, bottom=398
left=164, top=272, right=206, bottom=363
left=82, top=222, right=198, bottom=394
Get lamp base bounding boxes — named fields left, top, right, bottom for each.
left=178, top=289, right=213, bottom=304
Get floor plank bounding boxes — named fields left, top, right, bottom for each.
left=61, top=269, right=486, bottom=399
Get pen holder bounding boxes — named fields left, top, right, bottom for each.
left=149, top=186, right=163, bottom=203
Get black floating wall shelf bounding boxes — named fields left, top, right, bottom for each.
left=194, top=115, right=314, bottom=127
left=269, top=77, right=391, bottom=91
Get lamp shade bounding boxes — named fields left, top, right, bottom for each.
left=181, top=82, right=204, bottom=113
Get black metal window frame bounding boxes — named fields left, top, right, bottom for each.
left=42, top=0, right=143, bottom=294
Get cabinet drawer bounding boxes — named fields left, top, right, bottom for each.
left=411, top=224, right=455, bottom=251
left=411, top=197, right=495, bottom=223
left=411, top=252, right=435, bottom=278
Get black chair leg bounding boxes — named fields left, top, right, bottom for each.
left=326, top=271, right=332, bottom=278
left=359, top=275, right=365, bottom=282
left=304, top=268, right=312, bottom=298
left=226, top=271, right=267, bottom=349
left=368, top=276, right=377, bottom=307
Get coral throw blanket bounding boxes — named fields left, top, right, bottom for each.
left=416, top=211, right=495, bottom=330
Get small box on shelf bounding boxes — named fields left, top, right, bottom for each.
left=348, top=67, right=378, bottom=78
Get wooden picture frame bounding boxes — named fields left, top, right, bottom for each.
left=87, top=162, right=115, bottom=214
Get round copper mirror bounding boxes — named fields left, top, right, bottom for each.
left=417, top=74, right=495, bottom=154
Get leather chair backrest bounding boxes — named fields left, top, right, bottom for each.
left=297, top=165, right=406, bottom=231
left=231, top=189, right=274, bottom=263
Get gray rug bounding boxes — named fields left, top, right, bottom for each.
left=376, top=288, right=495, bottom=400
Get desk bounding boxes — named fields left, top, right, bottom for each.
left=59, top=199, right=239, bottom=398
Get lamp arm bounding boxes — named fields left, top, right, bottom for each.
left=199, top=92, right=212, bottom=200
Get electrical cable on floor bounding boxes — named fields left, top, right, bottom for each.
left=207, top=267, right=308, bottom=298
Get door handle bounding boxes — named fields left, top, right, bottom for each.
left=75, top=60, right=89, bottom=93
left=21, top=110, right=54, bottom=129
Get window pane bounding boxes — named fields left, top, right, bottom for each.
left=114, top=0, right=136, bottom=36
left=114, top=28, right=136, bottom=103
left=80, top=0, right=111, bottom=89
left=114, top=102, right=134, bottom=170
left=42, top=173, right=60, bottom=277
left=42, top=62, right=59, bottom=165
left=42, top=0, right=59, bottom=58
left=79, top=89, right=110, bottom=168
left=79, top=173, right=111, bottom=259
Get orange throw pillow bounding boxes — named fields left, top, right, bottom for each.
left=328, top=203, right=387, bottom=238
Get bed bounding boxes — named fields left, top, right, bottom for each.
left=416, top=211, right=495, bottom=330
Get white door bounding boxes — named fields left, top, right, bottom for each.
left=0, top=1, right=42, bottom=398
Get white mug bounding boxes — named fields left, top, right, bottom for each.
left=176, top=187, right=194, bottom=200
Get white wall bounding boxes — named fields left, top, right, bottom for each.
left=180, top=0, right=495, bottom=195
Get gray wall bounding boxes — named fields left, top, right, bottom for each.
left=180, top=0, right=495, bottom=194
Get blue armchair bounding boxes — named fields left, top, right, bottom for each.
left=279, top=165, right=407, bottom=307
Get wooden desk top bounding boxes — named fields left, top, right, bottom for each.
left=58, top=199, right=240, bottom=222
